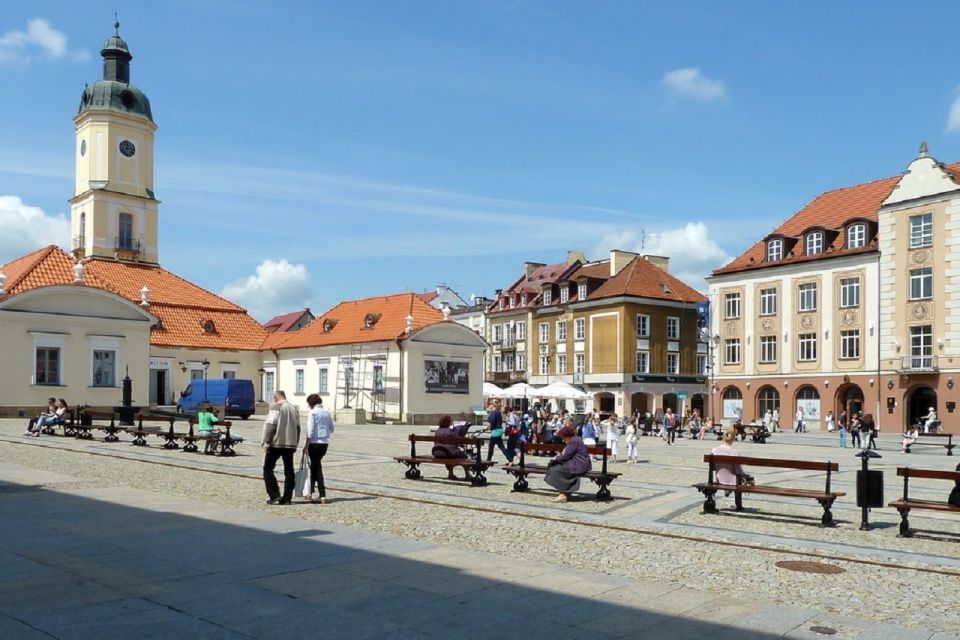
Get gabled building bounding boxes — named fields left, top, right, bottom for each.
left=262, top=292, right=487, bottom=424
left=708, top=144, right=960, bottom=432
left=264, top=309, right=315, bottom=334
left=533, top=251, right=707, bottom=417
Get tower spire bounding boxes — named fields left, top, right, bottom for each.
left=114, top=12, right=120, bottom=35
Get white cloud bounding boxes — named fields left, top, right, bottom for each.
left=221, top=259, right=314, bottom=322
left=0, top=18, right=88, bottom=65
left=947, top=86, right=960, bottom=133
left=661, top=67, right=729, bottom=104
left=0, top=196, right=70, bottom=263
left=593, top=222, right=731, bottom=292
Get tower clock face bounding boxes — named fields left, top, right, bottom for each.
left=119, top=140, right=136, bottom=157
left=80, top=140, right=86, bottom=157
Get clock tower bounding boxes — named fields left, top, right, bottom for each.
left=71, top=20, right=159, bottom=264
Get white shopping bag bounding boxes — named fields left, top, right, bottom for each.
left=295, top=453, right=311, bottom=499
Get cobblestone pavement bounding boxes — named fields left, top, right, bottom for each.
left=0, top=418, right=958, bottom=637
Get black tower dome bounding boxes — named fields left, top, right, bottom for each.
left=77, top=18, right=154, bottom=123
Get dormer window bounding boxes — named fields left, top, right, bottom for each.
left=520, top=293, right=528, bottom=306
left=200, top=319, right=216, bottom=334
left=363, top=313, right=381, bottom=329
left=766, top=239, right=783, bottom=261
left=498, top=299, right=504, bottom=310
left=805, top=231, right=824, bottom=256
left=543, top=289, right=552, bottom=305
left=509, top=295, right=516, bottom=308
left=559, top=286, right=569, bottom=304
left=322, top=319, right=337, bottom=333
left=847, top=223, right=866, bottom=249
left=577, top=283, right=587, bottom=300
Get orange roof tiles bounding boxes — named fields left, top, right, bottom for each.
left=590, top=255, right=706, bottom=304
left=0, top=246, right=266, bottom=350
left=268, top=292, right=444, bottom=350
left=714, top=161, right=960, bottom=276
left=417, top=291, right=439, bottom=304
left=488, top=260, right=578, bottom=315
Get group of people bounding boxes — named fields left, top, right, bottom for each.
left=259, top=390, right=335, bottom=505
left=824, top=410, right=879, bottom=449
left=23, top=397, right=69, bottom=436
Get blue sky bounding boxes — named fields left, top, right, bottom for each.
left=2, top=1, right=960, bottom=319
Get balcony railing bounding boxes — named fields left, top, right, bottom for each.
left=898, top=355, right=938, bottom=372
left=114, top=236, right=142, bottom=253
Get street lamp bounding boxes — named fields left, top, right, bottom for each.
left=257, top=367, right=265, bottom=403
left=710, top=334, right=720, bottom=425
left=201, top=358, right=210, bottom=403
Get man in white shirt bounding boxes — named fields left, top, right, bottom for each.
left=794, top=407, right=805, bottom=433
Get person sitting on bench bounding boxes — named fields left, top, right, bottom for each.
left=923, top=407, right=938, bottom=434
left=711, top=429, right=751, bottom=494
left=27, top=399, right=68, bottom=436
left=25, top=397, right=57, bottom=435
left=901, top=426, right=919, bottom=453
left=949, top=462, right=960, bottom=507
left=431, top=415, right=472, bottom=481
left=197, top=405, right=220, bottom=453
left=545, top=423, right=591, bottom=504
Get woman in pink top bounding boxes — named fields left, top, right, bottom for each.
left=711, top=429, right=745, bottom=486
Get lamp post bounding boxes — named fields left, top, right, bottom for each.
left=201, top=358, right=210, bottom=403
left=709, top=334, right=720, bottom=426
left=257, top=367, right=265, bottom=403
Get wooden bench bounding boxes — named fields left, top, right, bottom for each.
left=75, top=409, right=128, bottom=441
left=394, top=434, right=494, bottom=486
left=502, top=442, right=621, bottom=500
left=904, top=433, right=955, bottom=456
left=125, top=414, right=171, bottom=446
left=888, top=466, right=960, bottom=537
left=693, top=454, right=845, bottom=526
left=184, top=418, right=236, bottom=454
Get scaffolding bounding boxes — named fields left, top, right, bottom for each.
left=334, top=342, right=389, bottom=422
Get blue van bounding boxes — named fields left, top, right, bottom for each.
left=177, top=379, right=256, bottom=419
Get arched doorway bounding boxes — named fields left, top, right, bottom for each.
left=721, top=386, right=743, bottom=422
left=795, top=385, right=821, bottom=429
left=690, top=393, right=706, bottom=418
left=662, top=392, right=678, bottom=415
left=756, top=386, right=780, bottom=422
left=836, top=383, right=864, bottom=421
left=630, top=392, right=650, bottom=417
left=594, top=392, right=615, bottom=416
left=906, top=385, right=937, bottom=428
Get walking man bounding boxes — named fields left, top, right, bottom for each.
left=794, top=406, right=805, bottom=433
left=261, top=390, right=301, bottom=505
left=663, top=407, right=678, bottom=445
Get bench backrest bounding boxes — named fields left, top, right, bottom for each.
left=703, top=454, right=838, bottom=472
left=898, top=467, right=960, bottom=481
left=408, top=434, right=482, bottom=446
left=521, top=442, right=608, bottom=456
left=916, top=433, right=953, bottom=439
left=188, top=417, right=232, bottom=427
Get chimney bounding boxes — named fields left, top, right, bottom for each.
left=441, top=302, right=451, bottom=319
left=644, top=254, right=670, bottom=273
left=524, top=262, right=544, bottom=277
left=140, top=286, right=151, bottom=307
left=405, top=314, right=414, bottom=333
left=0, top=271, right=6, bottom=295
left=73, top=262, right=85, bottom=283
left=609, top=249, right=639, bottom=276
left=567, top=250, right=586, bottom=265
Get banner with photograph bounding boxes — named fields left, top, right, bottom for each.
left=424, top=359, right=470, bottom=394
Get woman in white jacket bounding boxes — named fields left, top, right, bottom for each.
left=304, top=394, right=335, bottom=504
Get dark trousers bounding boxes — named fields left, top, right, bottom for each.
left=506, top=435, right=520, bottom=461
left=487, top=435, right=510, bottom=461
left=851, top=431, right=861, bottom=448
left=867, top=432, right=877, bottom=450
left=665, top=427, right=676, bottom=444
left=263, top=447, right=296, bottom=502
left=307, top=443, right=329, bottom=497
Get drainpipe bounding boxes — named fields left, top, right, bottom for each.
left=396, top=338, right=405, bottom=424
left=272, top=349, right=281, bottom=399
left=876, top=253, right=882, bottom=431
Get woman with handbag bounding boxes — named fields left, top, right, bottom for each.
left=303, top=393, right=335, bottom=504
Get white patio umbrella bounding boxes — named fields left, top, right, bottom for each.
left=504, top=382, right=537, bottom=398
left=483, top=382, right=509, bottom=398
left=534, top=381, right=590, bottom=400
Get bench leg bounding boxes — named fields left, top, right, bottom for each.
left=819, top=497, right=837, bottom=527
left=595, top=480, right=612, bottom=501
left=404, top=464, right=422, bottom=480
left=104, top=431, right=119, bottom=443
left=702, top=490, right=718, bottom=514
left=897, top=508, right=912, bottom=537
left=734, top=491, right=744, bottom=512
left=183, top=441, right=197, bottom=453
left=220, top=441, right=236, bottom=456
left=948, top=446, right=954, bottom=457
left=470, top=466, right=489, bottom=487
left=510, top=472, right=529, bottom=492
left=163, top=440, right=179, bottom=450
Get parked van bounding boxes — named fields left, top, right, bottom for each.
left=177, top=379, right=256, bottom=419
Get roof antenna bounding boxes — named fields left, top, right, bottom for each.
left=919, top=141, right=928, bottom=158
left=640, top=229, right=646, bottom=253
left=114, top=12, right=120, bottom=35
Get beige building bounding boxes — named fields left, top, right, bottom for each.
left=709, top=145, right=960, bottom=433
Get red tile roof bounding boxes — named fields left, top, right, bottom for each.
left=264, top=308, right=311, bottom=333
left=488, top=260, right=579, bottom=315
left=268, top=292, right=444, bottom=350
left=590, top=255, right=706, bottom=304
left=417, top=291, right=439, bottom=304
left=0, top=246, right=266, bottom=350
left=714, top=161, right=960, bottom=276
